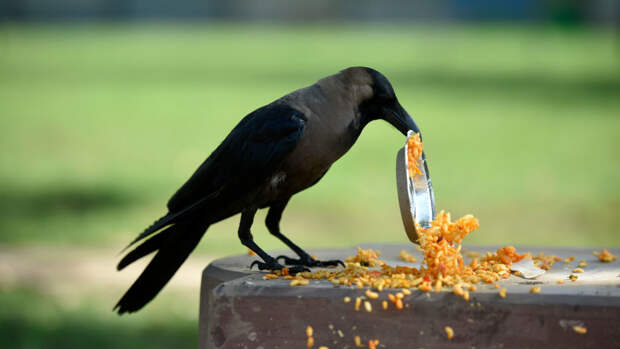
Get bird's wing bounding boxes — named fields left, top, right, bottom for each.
left=123, top=103, right=307, bottom=250
left=168, top=103, right=306, bottom=211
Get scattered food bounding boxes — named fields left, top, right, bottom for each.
left=365, top=289, right=379, bottom=299
left=577, top=260, right=587, bottom=268
left=354, top=335, right=362, bottom=347
left=445, top=326, right=454, bottom=339
left=344, top=296, right=351, bottom=303
left=530, top=286, right=541, bottom=294
left=382, top=300, right=388, bottom=310
left=290, top=278, right=310, bottom=286
left=306, top=326, right=314, bottom=348
left=345, top=247, right=384, bottom=267
left=355, top=297, right=362, bottom=311
left=398, top=249, right=417, bottom=263
left=564, top=256, right=576, bottom=263
left=572, top=268, right=584, bottom=274
left=364, top=300, right=372, bottom=312
left=557, top=280, right=564, bottom=284
left=572, top=326, right=587, bottom=334
left=569, top=274, right=578, bottom=282
left=368, top=339, right=380, bottom=349
left=499, top=288, right=507, bottom=299
left=593, top=249, right=617, bottom=262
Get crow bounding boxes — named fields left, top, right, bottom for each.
left=115, top=67, right=420, bottom=314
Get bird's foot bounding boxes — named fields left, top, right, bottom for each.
left=249, top=259, right=309, bottom=274
left=276, top=254, right=345, bottom=268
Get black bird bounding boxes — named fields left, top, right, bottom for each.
left=115, top=67, right=420, bottom=314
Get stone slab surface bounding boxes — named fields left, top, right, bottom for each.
left=199, top=244, right=620, bottom=349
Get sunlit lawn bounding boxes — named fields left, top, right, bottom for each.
left=0, top=22, right=619, bottom=348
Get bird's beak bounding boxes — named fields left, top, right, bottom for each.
left=384, top=102, right=419, bottom=136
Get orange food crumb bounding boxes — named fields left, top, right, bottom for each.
left=557, top=279, right=564, bottom=284
left=345, top=247, right=384, bottom=267
left=306, top=326, right=313, bottom=337
left=354, top=335, right=362, bottom=347
left=368, top=339, right=379, bottom=349
left=307, top=337, right=314, bottom=348
left=365, top=289, right=379, bottom=299
left=407, top=132, right=423, bottom=176
left=499, top=288, right=506, bottom=299
left=573, top=326, right=587, bottom=334
left=398, top=249, right=417, bottom=263
left=530, top=286, right=541, bottom=294
left=593, top=249, right=617, bottom=262
left=445, top=326, right=454, bottom=339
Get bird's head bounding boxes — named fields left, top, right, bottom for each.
left=338, top=67, right=420, bottom=136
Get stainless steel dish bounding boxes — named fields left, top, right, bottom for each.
left=396, top=130, right=436, bottom=244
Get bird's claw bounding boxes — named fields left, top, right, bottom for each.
left=249, top=259, right=309, bottom=274
left=276, top=255, right=345, bottom=268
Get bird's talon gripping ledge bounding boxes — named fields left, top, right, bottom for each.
left=249, top=260, right=309, bottom=274
left=276, top=255, right=345, bottom=268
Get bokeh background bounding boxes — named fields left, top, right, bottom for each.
left=1, top=1, right=619, bottom=348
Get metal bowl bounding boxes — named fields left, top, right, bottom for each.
left=396, top=130, right=436, bottom=244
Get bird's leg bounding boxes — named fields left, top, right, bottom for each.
left=266, top=199, right=344, bottom=268
left=238, top=207, right=308, bottom=274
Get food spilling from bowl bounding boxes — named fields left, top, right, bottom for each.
left=262, top=131, right=557, bottom=299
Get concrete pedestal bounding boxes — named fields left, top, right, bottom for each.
left=199, top=244, right=620, bottom=349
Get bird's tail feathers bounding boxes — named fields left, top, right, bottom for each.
left=117, top=225, right=174, bottom=271
left=121, top=191, right=220, bottom=253
left=114, top=222, right=207, bottom=314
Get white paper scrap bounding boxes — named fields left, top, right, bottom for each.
left=510, top=258, right=545, bottom=279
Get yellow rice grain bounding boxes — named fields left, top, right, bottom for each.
left=365, top=290, right=379, bottom=299
left=499, top=288, right=506, bottom=299
left=354, top=335, right=362, bottom=347
left=530, top=286, right=541, bottom=294
left=364, top=301, right=372, bottom=312
left=445, top=326, right=454, bottom=339
left=572, top=326, right=587, bottom=334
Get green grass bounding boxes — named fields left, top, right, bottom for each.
left=1, top=23, right=619, bottom=255
left=1, top=22, right=619, bottom=349
left=0, top=287, right=197, bottom=349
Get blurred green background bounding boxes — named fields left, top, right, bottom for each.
left=1, top=15, right=619, bottom=349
